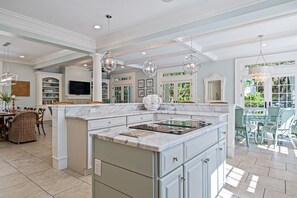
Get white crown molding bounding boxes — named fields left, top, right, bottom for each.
left=33, top=50, right=78, bottom=65
left=0, top=56, right=34, bottom=65
left=0, top=8, right=96, bottom=53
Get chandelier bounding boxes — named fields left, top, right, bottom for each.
left=143, top=42, right=157, bottom=77
left=0, top=42, right=18, bottom=86
left=248, top=35, right=272, bottom=81
left=101, top=15, right=117, bottom=73
left=143, top=59, right=157, bottom=78
left=183, top=36, right=201, bottom=74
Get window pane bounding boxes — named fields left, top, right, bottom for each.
left=177, top=82, right=191, bottom=102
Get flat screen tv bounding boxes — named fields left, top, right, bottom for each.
left=69, top=80, right=90, bottom=95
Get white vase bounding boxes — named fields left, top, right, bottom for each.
left=143, top=94, right=162, bottom=111
left=144, top=103, right=160, bottom=111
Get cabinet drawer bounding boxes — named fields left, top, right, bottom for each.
left=88, top=116, right=126, bottom=130
left=184, top=129, right=218, bottom=161
left=218, top=125, right=227, bottom=141
left=159, top=144, right=183, bottom=177
left=156, top=114, right=190, bottom=121
left=127, top=114, right=153, bottom=125
left=191, top=115, right=219, bottom=122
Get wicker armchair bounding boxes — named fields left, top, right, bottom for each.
left=7, top=111, right=38, bottom=144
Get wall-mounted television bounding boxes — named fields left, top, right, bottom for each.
left=69, top=80, right=90, bottom=95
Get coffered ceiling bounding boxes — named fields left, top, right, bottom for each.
left=0, top=0, right=296, bottom=70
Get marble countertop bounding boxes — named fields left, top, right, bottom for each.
left=66, top=110, right=228, bottom=120
left=92, top=121, right=227, bottom=152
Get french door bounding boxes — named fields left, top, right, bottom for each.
left=114, top=85, right=131, bottom=103
left=162, top=81, right=192, bottom=103
left=243, top=75, right=296, bottom=113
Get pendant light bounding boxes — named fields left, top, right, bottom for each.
left=143, top=43, right=157, bottom=78
left=183, top=36, right=200, bottom=74
left=248, top=35, right=272, bottom=81
left=0, top=42, right=18, bottom=86
left=101, top=15, right=117, bottom=73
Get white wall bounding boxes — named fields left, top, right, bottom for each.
left=4, top=62, right=37, bottom=108
left=197, top=59, right=235, bottom=103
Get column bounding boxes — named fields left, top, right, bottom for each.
left=91, top=53, right=103, bottom=101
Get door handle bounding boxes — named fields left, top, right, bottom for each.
left=269, top=102, right=271, bottom=107
left=264, top=102, right=267, bottom=109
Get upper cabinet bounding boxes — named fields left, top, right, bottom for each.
left=36, top=72, right=62, bottom=105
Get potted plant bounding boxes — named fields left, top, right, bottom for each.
left=0, top=92, right=12, bottom=111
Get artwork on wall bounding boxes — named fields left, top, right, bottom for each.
left=138, top=79, right=145, bottom=88
left=138, top=89, right=145, bottom=98
left=11, top=81, right=30, bottom=96
left=146, top=78, right=153, bottom=87
left=146, top=89, right=154, bottom=95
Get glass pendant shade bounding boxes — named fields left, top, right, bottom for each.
left=248, top=35, right=272, bottom=81
left=101, top=50, right=117, bottom=73
left=1, top=42, right=18, bottom=86
left=183, top=54, right=201, bottom=74
left=143, top=60, right=157, bottom=78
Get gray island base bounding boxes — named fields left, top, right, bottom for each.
left=92, top=121, right=227, bottom=198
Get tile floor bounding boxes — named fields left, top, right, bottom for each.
left=0, top=122, right=297, bottom=198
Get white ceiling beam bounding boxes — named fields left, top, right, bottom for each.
left=203, top=29, right=297, bottom=52
left=174, top=38, right=218, bottom=61
left=96, top=0, right=297, bottom=53
left=126, top=64, right=143, bottom=69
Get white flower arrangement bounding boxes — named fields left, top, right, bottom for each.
left=143, top=94, right=162, bottom=111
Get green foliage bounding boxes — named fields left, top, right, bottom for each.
left=0, top=92, right=11, bottom=103
left=244, top=92, right=264, bottom=107
left=178, top=82, right=191, bottom=102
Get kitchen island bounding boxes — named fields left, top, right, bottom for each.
left=92, top=120, right=227, bottom=198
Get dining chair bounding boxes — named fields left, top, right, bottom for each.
left=235, top=107, right=257, bottom=147
left=7, top=111, right=38, bottom=144
left=259, top=108, right=295, bottom=148
left=36, top=108, right=46, bottom=135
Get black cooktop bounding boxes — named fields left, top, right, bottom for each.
left=129, top=120, right=212, bottom=135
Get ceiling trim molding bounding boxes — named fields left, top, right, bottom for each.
left=0, top=8, right=96, bottom=53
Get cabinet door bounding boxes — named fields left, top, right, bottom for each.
left=159, top=166, right=183, bottom=198
left=217, top=140, right=226, bottom=191
left=183, top=152, right=205, bottom=198
left=205, top=144, right=218, bottom=198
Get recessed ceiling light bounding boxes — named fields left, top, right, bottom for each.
left=142, top=52, right=146, bottom=55
left=121, top=66, right=125, bottom=69
left=262, top=43, right=267, bottom=47
left=93, top=25, right=101, bottom=29
left=19, top=55, right=25, bottom=58
left=83, top=64, right=87, bottom=67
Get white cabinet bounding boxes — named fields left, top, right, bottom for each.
left=217, top=140, right=226, bottom=191
left=156, top=113, right=191, bottom=121
left=159, top=166, right=183, bottom=198
left=36, top=72, right=62, bottom=120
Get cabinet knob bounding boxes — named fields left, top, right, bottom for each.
left=203, top=158, right=209, bottom=163
left=181, top=177, right=185, bottom=181
left=219, top=148, right=223, bottom=151
left=173, top=157, right=178, bottom=162
left=222, top=132, right=226, bottom=134
left=140, top=117, right=143, bottom=119
left=108, top=121, right=111, bottom=124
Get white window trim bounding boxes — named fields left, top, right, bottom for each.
left=157, top=66, right=197, bottom=102
left=235, top=51, right=297, bottom=108
left=110, top=72, right=136, bottom=103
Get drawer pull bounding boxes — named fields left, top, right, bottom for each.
left=219, top=148, right=223, bottom=151
left=203, top=158, right=209, bottom=163
left=222, top=132, right=226, bottom=134
left=108, top=121, right=111, bottom=124
left=173, top=157, right=178, bottom=162
left=140, top=117, right=143, bottom=119
left=181, top=177, right=185, bottom=182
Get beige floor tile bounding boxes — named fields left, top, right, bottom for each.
left=0, top=165, right=18, bottom=177
left=9, top=156, right=51, bottom=175
left=64, top=168, right=92, bottom=185
left=286, top=181, right=297, bottom=197
left=286, top=163, right=297, bottom=174
left=246, top=151, right=272, bottom=160
left=255, top=158, right=286, bottom=170
left=237, top=162, right=269, bottom=176
left=79, top=175, right=92, bottom=185
left=227, top=158, right=241, bottom=167
left=0, top=149, right=33, bottom=162
left=230, top=154, right=257, bottom=165
left=28, top=168, right=82, bottom=196
left=264, top=189, right=297, bottom=198
left=217, top=187, right=239, bottom=198
left=224, top=182, right=265, bottom=198
left=0, top=172, right=29, bottom=190
left=0, top=160, right=9, bottom=169
left=245, top=174, right=285, bottom=193
left=226, top=166, right=250, bottom=185
left=269, top=168, right=297, bottom=183
left=0, top=181, right=50, bottom=198
left=54, top=182, right=91, bottom=198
